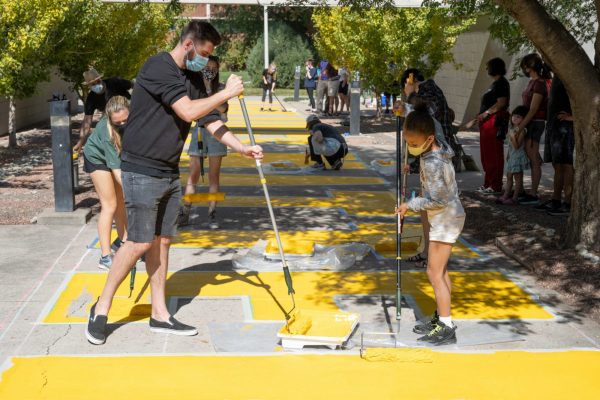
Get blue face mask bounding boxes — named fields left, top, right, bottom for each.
left=185, top=45, right=209, bottom=72
left=90, top=83, right=104, bottom=94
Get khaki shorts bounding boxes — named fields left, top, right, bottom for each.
left=327, top=80, right=340, bottom=97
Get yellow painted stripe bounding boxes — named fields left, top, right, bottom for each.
left=2, top=352, right=597, bottom=399
left=44, top=271, right=552, bottom=324
left=178, top=173, right=385, bottom=186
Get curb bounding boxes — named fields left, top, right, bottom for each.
left=495, top=236, right=534, bottom=272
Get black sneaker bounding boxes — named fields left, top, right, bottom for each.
left=86, top=301, right=107, bottom=345
left=332, top=159, right=344, bottom=171
left=413, top=311, right=439, bottom=334
left=208, top=210, right=219, bottom=230
left=177, top=204, right=191, bottom=226
left=149, top=316, right=198, bottom=336
left=417, top=322, right=457, bottom=346
left=548, top=202, right=570, bottom=216
left=519, top=194, right=540, bottom=205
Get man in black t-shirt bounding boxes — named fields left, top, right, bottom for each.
left=86, top=21, right=263, bottom=346
left=73, top=68, right=134, bottom=153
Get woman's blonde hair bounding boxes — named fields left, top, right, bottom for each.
left=105, top=95, right=129, bottom=154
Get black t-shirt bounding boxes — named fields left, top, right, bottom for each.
left=480, top=76, right=510, bottom=114
left=121, top=52, right=220, bottom=177
left=262, top=69, right=276, bottom=89
left=84, top=77, right=133, bottom=116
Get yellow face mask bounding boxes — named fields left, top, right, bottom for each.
left=407, top=136, right=434, bottom=156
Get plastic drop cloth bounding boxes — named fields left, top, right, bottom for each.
left=232, top=240, right=372, bottom=271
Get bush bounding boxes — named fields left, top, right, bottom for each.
left=246, top=23, right=313, bottom=89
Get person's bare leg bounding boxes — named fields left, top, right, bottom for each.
left=184, top=156, right=201, bottom=202
left=95, top=240, right=153, bottom=315
left=146, top=235, right=172, bottom=321
left=420, top=211, right=430, bottom=258
left=505, top=172, right=514, bottom=198
left=208, top=156, right=222, bottom=214
left=513, top=173, right=524, bottom=201
left=90, top=170, right=117, bottom=257
left=111, top=170, right=127, bottom=241
left=552, top=163, right=564, bottom=202
left=427, top=241, right=453, bottom=317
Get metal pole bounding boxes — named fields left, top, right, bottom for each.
left=263, top=6, right=269, bottom=69
left=350, top=71, right=361, bottom=135
left=49, top=100, right=74, bottom=212
left=293, top=65, right=301, bottom=101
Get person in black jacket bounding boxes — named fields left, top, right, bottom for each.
left=86, top=21, right=263, bottom=346
left=306, top=115, right=347, bottom=170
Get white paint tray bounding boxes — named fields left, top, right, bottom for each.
left=277, top=309, right=360, bottom=350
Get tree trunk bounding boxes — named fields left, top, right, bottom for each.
left=496, top=0, right=600, bottom=251
left=8, top=96, right=17, bottom=148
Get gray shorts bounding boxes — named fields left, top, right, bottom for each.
left=201, top=128, right=228, bottom=157
left=122, top=171, right=181, bottom=243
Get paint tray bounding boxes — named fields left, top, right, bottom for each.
left=277, top=309, right=359, bottom=350
left=264, top=238, right=315, bottom=259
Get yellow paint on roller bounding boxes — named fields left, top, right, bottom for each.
left=44, top=271, right=553, bottom=324
left=1, top=351, right=599, bottom=399
left=179, top=173, right=385, bottom=186
left=281, top=309, right=359, bottom=338
left=264, top=238, right=314, bottom=256
left=182, top=192, right=225, bottom=203
left=283, top=311, right=312, bottom=335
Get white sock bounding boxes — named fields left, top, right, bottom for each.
left=438, top=316, right=453, bottom=328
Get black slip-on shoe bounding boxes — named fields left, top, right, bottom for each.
left=86, top=301, right=107, bottom=345
left=149, top=316, right=198, bottom=336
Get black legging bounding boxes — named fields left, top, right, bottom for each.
left=306, top=88, right=315, bottom=109
left=262, top=87, right=273, bottom=103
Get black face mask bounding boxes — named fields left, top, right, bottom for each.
left=113, top=124, right=126, bottom=135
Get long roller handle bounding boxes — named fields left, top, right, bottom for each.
left=238, top=96, right=295, bottom=296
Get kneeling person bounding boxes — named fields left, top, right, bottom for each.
left=306, top=115, right=347, bottom=170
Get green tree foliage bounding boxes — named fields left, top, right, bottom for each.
left=422, top=0, right=597, bottom=55
left=50, top=0, right=179, bottom=97
left=246, top=24, right=313, bottom=88
left=0, top=0, right=72, bottom=146
left=312, top=7, right=475, bottom=100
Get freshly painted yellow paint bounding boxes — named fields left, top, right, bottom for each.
left=179, top=152, right=366, bottom=170
left=2, top=351, right=598, bottom=399
left=281, top=309, right=359, bottom=337
left=44, top=271, right=552, bottom=324
left=264, top=238, right=315, bottom=256
left=179, top=173, right=384, bottom=186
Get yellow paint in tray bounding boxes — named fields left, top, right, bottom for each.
left=280, top=309, right=359, bottom=338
